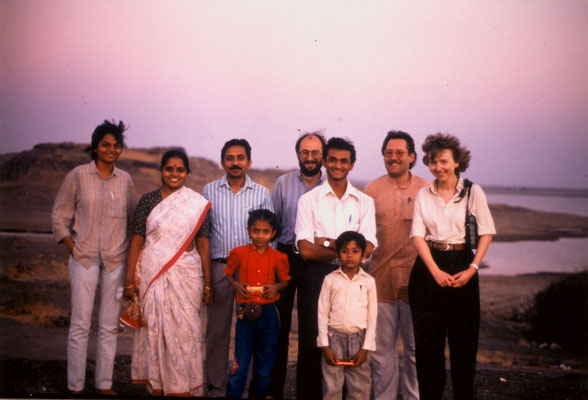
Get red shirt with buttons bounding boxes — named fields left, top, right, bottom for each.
left=224, top=244, right=290, bottom=304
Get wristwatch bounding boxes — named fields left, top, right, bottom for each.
left=323, top=240, right=331, bottom=248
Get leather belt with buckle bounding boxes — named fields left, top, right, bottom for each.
left=212, top=258, right=228, bottom=264
left=427, top=240, right=466, bottom=251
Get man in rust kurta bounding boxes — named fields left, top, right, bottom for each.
left=364, top=131, right=429, bottom=400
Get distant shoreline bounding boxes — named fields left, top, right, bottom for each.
left=483, top=186, right=588, bottom=198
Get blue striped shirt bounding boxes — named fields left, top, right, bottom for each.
left=202, top=174, right=274, bottom=259
left=272, top=170, right=325, bottom=245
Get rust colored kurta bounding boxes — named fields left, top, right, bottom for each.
left=364, top=174, right=429, bottom=304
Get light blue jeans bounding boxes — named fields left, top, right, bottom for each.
left=67, top=256, right=124, bottom=391
left=371, top=301, right=419, bottom=400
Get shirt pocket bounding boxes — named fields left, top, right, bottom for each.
left=401, top=195, right=416, bottom=222
left=355, top=283, right=369, bottom=307
left=106, top=196, right=127, bottom=218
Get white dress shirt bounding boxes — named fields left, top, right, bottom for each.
left=295, top=180, right=378, bottom=249
left=317, top=268, right=378, bottom=350
left=410, top=178, right=496, bottom=243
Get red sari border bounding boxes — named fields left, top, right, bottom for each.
left=144, top=201, right=212, bottom=294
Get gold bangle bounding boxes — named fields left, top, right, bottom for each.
left=124, top=284, right=134, bottom=289
left=204, top=285, right=212, bottom=290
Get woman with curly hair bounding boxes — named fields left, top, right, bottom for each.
left=408, top=133, right=495, bottom=400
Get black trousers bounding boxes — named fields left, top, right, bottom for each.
left=296, top=260, right=338, bottom=400
left=267, top=243, right=305, bottom=399
left=408, top=248, right=479, bottom=400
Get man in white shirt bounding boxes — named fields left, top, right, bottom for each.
left=294, top=137, right=377, bottom=399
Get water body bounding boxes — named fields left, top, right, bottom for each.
left=487, top=193, right=588, bottom=217
left=483, top=193, right=588, bottom=275
left=482, top=237, right=588, bottom=276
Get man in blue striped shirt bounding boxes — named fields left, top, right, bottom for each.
left=202, top=138, right=274, bottom=397
left=268, top=132, right=327, bottom=399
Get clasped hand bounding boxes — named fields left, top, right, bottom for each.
left=322, top=347, right=368, bottom=367
left=232, top=282, right=278, bottom=299
left=432, top=267, right=476, bottom=288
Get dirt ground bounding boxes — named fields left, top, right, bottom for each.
left=0, top=235, right=587, bottom=399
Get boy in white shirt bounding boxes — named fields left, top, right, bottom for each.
left=317, top=231, right=378, bottom=400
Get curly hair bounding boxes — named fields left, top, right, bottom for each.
left=421, top=133, right=471, bottom=175
left=88, top=120, right=127, bottom=160
left=324, top=137, right=356, bottom=164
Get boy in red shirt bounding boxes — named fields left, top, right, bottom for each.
left=224, top=209, right=290, bottom=399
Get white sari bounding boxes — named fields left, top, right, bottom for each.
left=131, top=186, right=211, bottom=396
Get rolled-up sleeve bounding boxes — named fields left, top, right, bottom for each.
left=294, top=194, right=314, bottom=248
left=471, top=184, right=496, bottom=236
left=51, top=171, right=76, bottom=242
left=362, top=278, right=378, bottom=351
left=359, top=196, right=378, bottom=249
left=410, top=190, right=427, bottom=238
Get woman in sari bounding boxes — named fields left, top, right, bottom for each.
left=123, top=149, right=213, bottom=396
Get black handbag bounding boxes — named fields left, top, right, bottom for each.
left=463, top=179, right=479, bottom=250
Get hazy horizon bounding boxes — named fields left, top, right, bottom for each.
left=1, top=1, right=587, bottom=189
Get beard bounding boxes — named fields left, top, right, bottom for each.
left=299, top=160, right=322, bottom=176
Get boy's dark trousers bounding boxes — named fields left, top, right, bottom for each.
left=296, top=260, right=338, bottom=400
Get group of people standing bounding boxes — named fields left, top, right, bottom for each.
left=52, top=119, right=495, bottom=399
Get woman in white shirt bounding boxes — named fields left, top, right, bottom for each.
left=408, top=133, right=495, bottom=400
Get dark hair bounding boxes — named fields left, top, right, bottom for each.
left=160, top=149, right=191, bottom=174
left=335, top=231, right=367, bottom=254
left=324, top=137, right=356, bottom=164
left=88, top=120, right=127, bottom=160
left=381, top=130, right=417, bottom=169
left=247, top=209, right=281, bottom=242
left=295, top=131, right=327, bottom=155
left=221, top=139, right=251, bottom=161
left=421, top=133, right=471, bottom=175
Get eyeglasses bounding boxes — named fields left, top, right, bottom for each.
left=384, top=150, right=408, bottom=158
left=299, top=150, right=322, bottom=158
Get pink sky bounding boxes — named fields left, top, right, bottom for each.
left=1, top=1, right=587, bottom=188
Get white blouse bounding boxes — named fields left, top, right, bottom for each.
left=410, top=178, right=496, bottom=244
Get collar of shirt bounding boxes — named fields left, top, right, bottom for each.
left=89, top=160, right=119, bottom=179
left=429, top=177, right=465, bottom=199
left=385, top=172, right=414, bottom=190
left=317, top=179, right=361, bottom=201
left=220, top=173, right=253, bottom=193
left=296, top=169, right=326, bottom=187
left=334, top=266, right=369, bottom=281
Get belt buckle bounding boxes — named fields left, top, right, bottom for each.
left=441, top=242, right=451, bottom=251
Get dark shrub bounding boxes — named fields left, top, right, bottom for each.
left=523, top=271, right=588, bottom=353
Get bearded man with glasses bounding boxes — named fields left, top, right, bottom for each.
left=267, top=132, right=327, bottom=399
